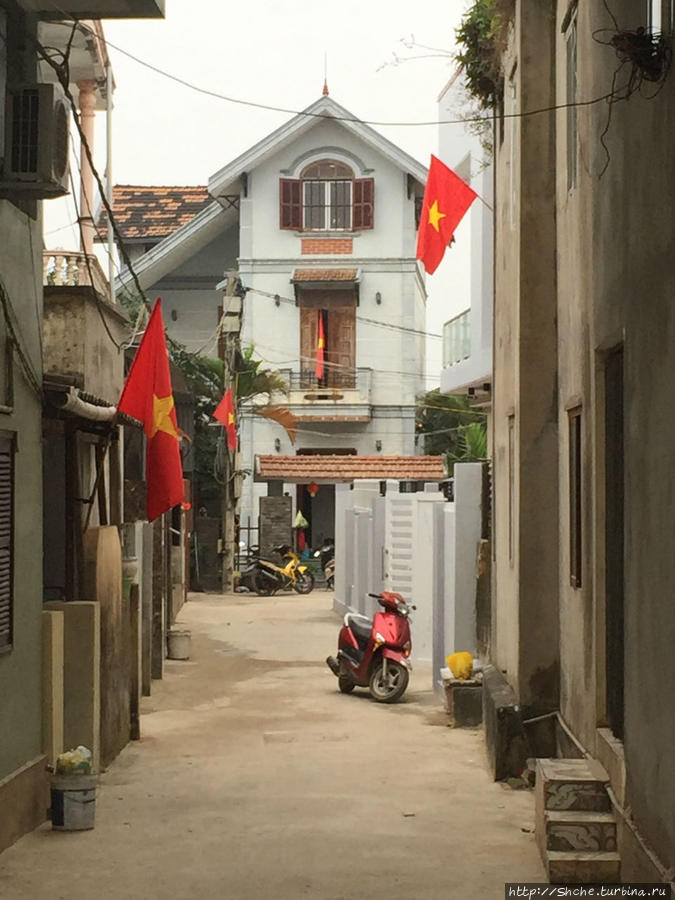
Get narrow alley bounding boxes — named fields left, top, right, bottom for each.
left=0, top=592, right=544, bottom=900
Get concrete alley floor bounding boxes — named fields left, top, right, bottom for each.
left=0, top=591, right=546, bottom=900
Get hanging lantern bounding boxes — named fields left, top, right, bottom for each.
left=307, top=481, right=320, bottom=498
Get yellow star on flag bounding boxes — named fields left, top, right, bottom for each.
left=228, top=412, right=235, bottom=426
left=151, top=393, right=178, bottom=439
left=428, top=199, right=446, bottom=232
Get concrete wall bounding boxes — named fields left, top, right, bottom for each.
left=492, top=1, right=560, bottom=716
left=43, top=288, right=128, bottom=400
left=0, top=137, right=48, bottom=846
left=558, top=0, right=675, bottom=872
left=438, top=74, right=494, bottom=395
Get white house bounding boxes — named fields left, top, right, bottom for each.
left=115, top=93, right=429, bottom=541
left=437, top=71, right=493, bottom=407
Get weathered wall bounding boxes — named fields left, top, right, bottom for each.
left=585, top=0, right=675, bottom=871
left=492, top=2, right=560, bottom=715
left=0, top=191, right=47, bottom=842
left=258, top=495, right=292, bottom=558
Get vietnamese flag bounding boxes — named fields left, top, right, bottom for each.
left=316, top=310, right=325, bottom=381
left=416, top=155, right=477, bottom=275
left=213, top=387, right=237, bottom=451
left=118, top=299, right=184, bottom=522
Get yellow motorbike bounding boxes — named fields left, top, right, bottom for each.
left=253, top=544, right=315, bottom=595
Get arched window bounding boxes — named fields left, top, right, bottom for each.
left=279, top=159, right=374, bottom=232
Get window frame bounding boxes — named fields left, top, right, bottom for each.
left=565, top=9, right=579, bottom=193
left=568, top=407, right=583, bottom=589
left=0, top=430, right=16, bottom=654
left=279, top=160, right=373, bottom=232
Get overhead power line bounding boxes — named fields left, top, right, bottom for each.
left=48, top=18, right=633, bottom=129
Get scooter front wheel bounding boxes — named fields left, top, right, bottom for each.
left=369, top=659, right=409, bottom=703
left=293, top=571, right=315, bottom=594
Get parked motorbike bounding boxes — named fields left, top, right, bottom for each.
left=253, top=544, right=315, bottom=595
left=237, top=544, right=261, bottom=592
left=326, top=591, right=415, bottom=703
left=313, top=538, right=335, bottom=590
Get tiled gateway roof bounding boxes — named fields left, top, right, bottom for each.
left=255, top=454, right=446, bottom=483
left=292, top=269, right=358, bottom=282
left=96, top=185, right=210, bottom=242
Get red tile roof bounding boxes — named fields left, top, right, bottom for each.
left=255, top=454, right=446, bottom=483
left=95, top=185, right=210, bottom=242
left=292, top=268, right=358, bottom=282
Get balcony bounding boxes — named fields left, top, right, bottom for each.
left=279, top=367, right=373, bottom=423
left=443, top=310, right=471, bottom=368
left=21, top=0, right=164, bottom=18
left=43, top=250, right=128, bottom=402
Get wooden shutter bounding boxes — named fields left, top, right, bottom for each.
left=299, top=307, right=318, bottom=387
left=353, top=178, right=374, bottom=230
left=326, top=306, right=356, bottom=388
left=0, top=434, right=15, bottom=651
left=280, top=178, right=301, bottom=230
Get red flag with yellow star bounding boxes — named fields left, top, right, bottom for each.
left=117, top=298, right=184, bottom=521
left=416, top=155, right=477, bottom=275
left=213, top=387, right=237, bottom=450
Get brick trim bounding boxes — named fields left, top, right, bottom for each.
left=301, top=238, right=353, bottom=255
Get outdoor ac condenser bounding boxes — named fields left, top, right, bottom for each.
left=2, top=83, right=70, bottom=197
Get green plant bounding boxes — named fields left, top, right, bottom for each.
left=416, top=389, right=488, bottom=472
left=455, top=0, right=513, bottom=110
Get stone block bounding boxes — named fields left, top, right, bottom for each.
left=443, top=678, right=483, bottom=727
left=546, top=810, right=617, bottom=852
left=536, top=758, right=611, bottom=812
left=43, top=601, right=100, bottom=773
left=482, top=665, right=528, bottom=780
left=547, top=850, right=620, bottom=884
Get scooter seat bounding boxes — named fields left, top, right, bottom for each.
left=346, top=614, right=372, bottom=648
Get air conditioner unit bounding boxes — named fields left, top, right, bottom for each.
left=2, top=83, right=70, bottom=197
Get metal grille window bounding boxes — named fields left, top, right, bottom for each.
left=280, top=160, right=373, bottom=231
left=569, top=408, right=582, bottom=588
left=0, top=433, right=15, bottom=652
left=302, top=178, right=352, bottom=230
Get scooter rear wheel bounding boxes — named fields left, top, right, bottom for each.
left=369, top=659, right=409, bottom=703
left=338, top=671, right=355, bottom=693
left=254, top=571, right=276, bottom=596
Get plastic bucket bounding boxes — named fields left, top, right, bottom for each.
left=167, top=629, right=191, bottom=660
left=51, top=775, right=97, bottom=831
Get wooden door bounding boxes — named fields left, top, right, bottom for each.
left=326, top=306, right=355, bottom=388
left=299, top=307, right=318, bottom=387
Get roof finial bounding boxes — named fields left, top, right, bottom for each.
left=322, top=52, right=329, bottom=95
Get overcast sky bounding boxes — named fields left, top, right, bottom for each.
left=44, top=0, right=475, bottom=384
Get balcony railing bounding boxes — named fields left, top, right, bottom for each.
left=280, top=367, right=372, bottom=399
left=443, top=310, right=471, bottom=368
left=43, top=251, right=109, bottom=300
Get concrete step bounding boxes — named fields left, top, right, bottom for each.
left=546, top=850, right=621, bottom=884
left=545, top=810, right=617, bottom=853
left=536, top=757, right=611, bottom=812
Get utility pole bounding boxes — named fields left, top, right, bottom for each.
left=220, top=273, right=244, bottom=593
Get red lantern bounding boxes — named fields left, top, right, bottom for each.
left=307, top=481, right=320, bottom=498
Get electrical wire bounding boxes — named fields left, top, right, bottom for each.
left=44, top=17, right=641, bottom=129
left=243, top=285, right=443, bottom=340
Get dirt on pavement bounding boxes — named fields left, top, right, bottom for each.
left=0, top=591, right=546, bottom=900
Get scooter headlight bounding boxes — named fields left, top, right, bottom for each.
left=374, top=632, right=385, bottom=649
left=403, top=641, right=411, bottom=657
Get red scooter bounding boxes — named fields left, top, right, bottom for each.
left=326, top=592, right=415, bottom=703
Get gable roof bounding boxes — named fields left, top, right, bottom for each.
left=116, top=95, right=427, bottom=294
left=97, top=185, right=210, bottom=243
left=255, top=454, right=446, bottom=484
left=208, top=95, right=427, bottom=198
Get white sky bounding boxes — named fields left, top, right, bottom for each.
left=43, top=0, right=476, bottom=385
